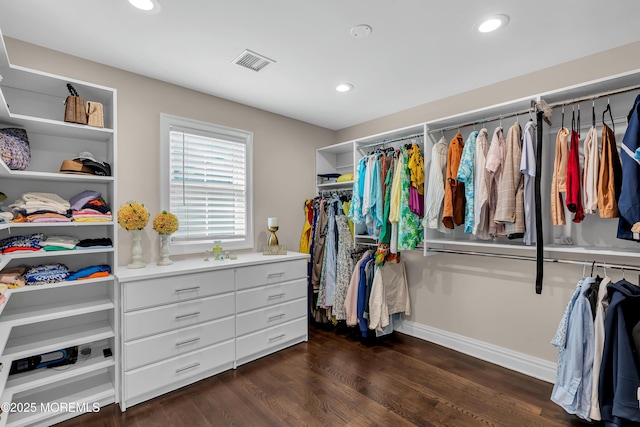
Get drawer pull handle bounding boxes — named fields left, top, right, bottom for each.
left=175, top=311, right=200, bottom=320
left=268, top=333, right=286, bottom=342
left=175, top=362, right=200, bottom=374
left=175, top=286, right=200, bottom=293
left=175, top=337, right=201, bottom=347
left=268, top=313, right=285, bottom=321
left=267, top=293, right=285, bottom=300
left=267, top=272, right=285, bottom=278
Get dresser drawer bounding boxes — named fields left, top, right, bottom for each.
left=125, top=339, right=235, bottom=401
left=236, top=298, right=306, bottom=336
left=236, top=278, right=306, bottom=313
left=124, top=269, right=234, bottom=312
left=124, top=292, right=234, bottom=340
left=236, top=316, right=307, bottom=362
left=235, top=259, right=307, bottom=290
left=124, top=315, right=235, bottom=370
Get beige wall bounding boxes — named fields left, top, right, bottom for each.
left=336, top=41, right=640, bottom=365
left=5, top=38, right=333, bottom=266
left=8, top=36, right=640, bottom=368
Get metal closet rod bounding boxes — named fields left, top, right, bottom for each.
left=319, top=188, right=352, bottom=196
left=358, top=133, right=424, bottom=150
left=426, top=248, right=640, bottom=272
left=427, top=100, right=537, bottom=135
left=544, top=83, right=640, bottom=110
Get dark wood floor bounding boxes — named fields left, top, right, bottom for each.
left=56, top=324, right=594, bottom=427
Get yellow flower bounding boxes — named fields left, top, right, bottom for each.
left=117, top=201, right=150, bottom=231
left=153, top=210, right=179, bottom=235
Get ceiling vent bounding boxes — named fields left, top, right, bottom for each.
left=232, top=49, right=275, bottom=72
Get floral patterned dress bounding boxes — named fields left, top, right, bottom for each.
left=398, top=147, right=423, bottom=250
left=333, top=214, right=354, bottom=320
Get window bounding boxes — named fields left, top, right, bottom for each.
left=160, top=114, right=253, bottom=254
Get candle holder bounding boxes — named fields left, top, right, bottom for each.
left=267, top=225, right=279, bottom=246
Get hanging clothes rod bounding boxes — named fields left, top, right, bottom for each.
left=319, top=188, right=352, bottom=196
left=427, top=100, right=537, bottom=135
left=544, top=83, right=640, bottom=110
left=426, top=248, right=640, bottom=272
left=358, top=133, right=424, bottom=151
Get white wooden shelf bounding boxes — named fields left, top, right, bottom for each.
left=3, top=320, right=114, bottom=362
left=0, top=161, right=114, bottom=182
left=5, top=371, right=114, bottom=427
left=0, top=222, right=114, bottom=232
left=0, top=112, right=113, bottom=141
left=317, top=181, right=353, bottom=189
left=3, top=276, right=114, bottom=295
left=4, top=343, right=114, bottom=397
left=0, top=297, right=114, bottom=327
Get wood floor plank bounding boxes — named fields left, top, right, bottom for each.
left=53, top=325, right=595, bottom=426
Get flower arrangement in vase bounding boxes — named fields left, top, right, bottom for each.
left=117, top=201, right=150, bottom=269
left=153, top=210, right=179, bottom=265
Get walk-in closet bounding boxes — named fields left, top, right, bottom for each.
left=1, top=2, right=640, bottom=426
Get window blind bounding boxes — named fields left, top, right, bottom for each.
left=169, top=129, right=247, bottom=242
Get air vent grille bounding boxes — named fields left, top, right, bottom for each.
left=232, top=49, right=275, bottom=72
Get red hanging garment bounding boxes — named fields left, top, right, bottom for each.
left=566, top=129, right=585, bottom=223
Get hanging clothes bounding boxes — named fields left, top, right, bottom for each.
left=443, top=133, right=465, bottom=229
left=397, top=146, right=423, bottom=251
left=598, top=279, right=640, bottom=425
left=486, top=126, right=506, bottom=238
left=310, top=198, right=328, bottom=289
left=566, top=128, right=585, bottom=223
left=299, top=199, right=313, bottom=253
left=551, top=127, right=569, bottom=226
left=551, top=276, right=596, bottom=421
left=344, top=249, right=374, bottom=326
left=368, top=260, right=410, bottom=332
left=348, top=157, right=367, bottom=224
left=407, top=144, right=424, bottom=216
left=617, top=94, right=640, bottom=240
left=598, top=123, right=622, bottom=219
left=424, top=137, right=451, bottom=234
left=588, top=275, right=611, bottom=421
left=520, top=120, right=537, bottom=245
left=473, top=128, right=491, bottom=240
left=456, top=130, right=478, bottom=234
left=332, top=215, right=355, bottom=321
left=582, top=125, right=600, bottom=215
left=389, top=150, right=403, bottom=254
left=495, top=121, right=524, bottom=239
left=379, top=160, right=394, bottom=244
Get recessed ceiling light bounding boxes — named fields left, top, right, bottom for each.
left=128, top=0, right=161, bottom=13
left=336, top=83, right=354, bottom=92
left=477, top=14, right=509, bottom=33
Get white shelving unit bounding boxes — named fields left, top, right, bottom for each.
left=0, top=28, right=117, bottom=427
left=422, top=69, right=640, bottom=263
left=316, top=124, right=426, bottom=247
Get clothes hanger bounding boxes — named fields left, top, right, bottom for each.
left=582, top=261, right=587, bottom=279
left=590, top=260, right=596, bottom=277
left=561, top=105, right=565, bottom=129
left=577, top=103, right=581, bottom=137
left=592, top=100, right=596, bottom=128
left=603, top=97, right=614, bottom=134
left=571, top=105, right=575, bottom=133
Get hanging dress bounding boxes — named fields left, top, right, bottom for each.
left=333, top=214, right=354, bottom=321
left=398, top=147, right=423, bottom=250
left=299, top=199, right=313, bottom=253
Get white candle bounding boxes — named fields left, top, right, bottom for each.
left=268, top=217, right=278, bottom=227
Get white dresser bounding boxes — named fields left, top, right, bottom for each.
left=116, top=252, right=308, bottom=410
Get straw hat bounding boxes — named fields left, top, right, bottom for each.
left=59, top=159, right=94, bottom=175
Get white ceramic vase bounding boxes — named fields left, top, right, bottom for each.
left=127, top=229, right=146, bottom=269
left=157, top=234, right=173, bottom=266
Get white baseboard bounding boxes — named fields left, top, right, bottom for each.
left=395, top=320, right=557, bottom=384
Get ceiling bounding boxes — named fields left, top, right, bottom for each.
left=0, top=1, right=639, bottom=131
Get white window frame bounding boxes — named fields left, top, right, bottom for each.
left=160, top=113, right=254, bottom=254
